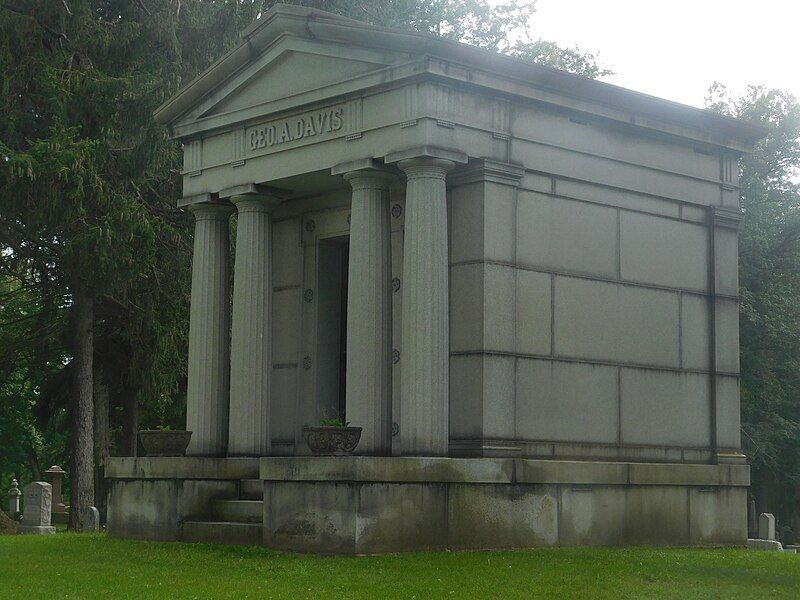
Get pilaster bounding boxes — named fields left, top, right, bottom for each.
left=447, top=159, right=525, bottom=457
left=709, top=205, right=745, bottom=464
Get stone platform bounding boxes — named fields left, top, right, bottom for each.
left=105, top=456, right=748, bottom=553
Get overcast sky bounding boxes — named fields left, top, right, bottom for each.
left=502, top=0, right=800, bottom=108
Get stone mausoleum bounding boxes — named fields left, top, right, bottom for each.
left=106, top=5, right=765, bottom=553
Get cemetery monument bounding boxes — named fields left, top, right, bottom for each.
left=105, top=4, right=764, bottom=553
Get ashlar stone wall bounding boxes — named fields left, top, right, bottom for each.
left=447, top=89, right=741, bottom=463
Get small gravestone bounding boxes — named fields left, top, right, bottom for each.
left=81, top=506, right=100, bottom=532
left=19, top=481, right=55, bottom=535
left=759, top=513, right=776, bottom=541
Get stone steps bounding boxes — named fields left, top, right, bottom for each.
left=182, top=520, right=262, bottom=546
left=212, top=499, right=262, bottom=523
left=180, top=478, right=264, bottom=545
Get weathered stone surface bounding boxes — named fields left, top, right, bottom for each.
left=44, top=465, right=67, bottom=514
left=82, top=506, right=100, bottom=532
left=260, top=456, right=747, bottom=554
left=19, top=482, right=55, bottom=535
left=106, top=478, right=237, bottom=541
left=339, top=166, right=393, bottom=454
left=227, top=192, right=282, bottom=456
left=105, top=457, right=260, bottom=480
left=746, top=538, right=783, bottom=551
left=258, top=456, right=750, bottom=487
left=186, top=203, right=234, bottom=457
left=7, top=478, right=21, bottom=515
left=689, top=487, right=747, bottom=545
left=759, top=513, right=776, bottom=541
left=393, top=156, right=455, bottom=456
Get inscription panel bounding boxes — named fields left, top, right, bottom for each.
left=247, top=105, right=345, bottom=152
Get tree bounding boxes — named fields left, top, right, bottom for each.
left=708, top=84, right=800, bottom=540
left=0, top=0, right=214, bottom=528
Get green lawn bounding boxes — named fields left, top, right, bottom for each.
left=0, top=534, right=798, bottom=599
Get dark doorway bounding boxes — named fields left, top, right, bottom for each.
left=315, top=236, right=349, bottom=423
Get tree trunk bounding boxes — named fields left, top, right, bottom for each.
left=68, top=287, right=94, bottom=531
left=120, top=384, right=139, bottom=457
left=93, top=366, right=110, bottom=522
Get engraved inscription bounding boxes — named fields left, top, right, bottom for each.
left=248, top=107, right=344, bottom=151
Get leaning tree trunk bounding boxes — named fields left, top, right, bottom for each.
left=69, top=287, right=94, bottom=531
left=93, top=366, right=110, bottom=521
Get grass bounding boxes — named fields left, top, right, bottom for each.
left=0, top=534, right=799, bottom=599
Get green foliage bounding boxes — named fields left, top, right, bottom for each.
left=320, top=417, right=350, bottom=427
left=508, top=39, right=612, bottom=79
left=708, top=84, right=800, bottom=530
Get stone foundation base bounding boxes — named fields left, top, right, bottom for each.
left=19, top=525, right=56, bottom=535
left=105, top=456, right=749, bottom=554
left=262, top=457, right=748, bottom=553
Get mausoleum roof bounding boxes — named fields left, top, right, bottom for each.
left=155, top=3, right=764, bottom=152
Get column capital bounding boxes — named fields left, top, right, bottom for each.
left=219, top=183, right=289, bottom=213
left=342, top=168, right=396, bottom=189
left=186, top=202, right=234, bottom=221
left=229, top=195, right=285, bottom=213
left=396, top=157, right=455, bottom=180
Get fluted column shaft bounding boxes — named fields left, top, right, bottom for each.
left=186, top=203, right=234, bottom=456
left=343, top=170, right=394, bottom=454
left=398, top=158, right=455, bottom=456
left=228, top=196, right=280, bottom=456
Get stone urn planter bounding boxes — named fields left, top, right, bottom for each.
left=302, top=426, right=362, bottom=456
left=139, top=430, right=192, bottom=457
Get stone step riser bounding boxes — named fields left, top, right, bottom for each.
left=182, top=521, right=262, bottom=546
left=239, top=479, right=263, bottom=500
left=212, top=500, right=263, bottom=523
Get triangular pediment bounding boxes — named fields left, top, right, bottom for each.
left=207, top=50, right=389, bottom=117
left=172, top=35, right=414, bottom=134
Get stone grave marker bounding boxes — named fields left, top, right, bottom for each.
left=44, top=465, right=67, bottom=514
left=82, top=506, right=100, bottom=532
left=8, top=479, right=21, bottom=515
left=19, top=481, right=55, bottom=535
left=758, top=513, right=776, bottom=541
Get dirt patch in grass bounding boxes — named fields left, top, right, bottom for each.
left=0, top=509, right=19, bottom=535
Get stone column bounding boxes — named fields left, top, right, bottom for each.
left=341, top=168, right=394, bottom=454
left=186, top=203, right=234, bottom=456
left=396, top=157, right=455, bottom=455
left=226, top=192, right=282, bottom=456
